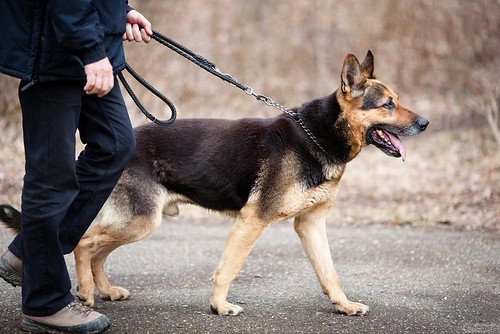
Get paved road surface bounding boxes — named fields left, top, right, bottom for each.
left=1, top=218, right=499, bottom=333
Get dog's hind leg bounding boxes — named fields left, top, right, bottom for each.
left=74, top=225, right=103, bottom=307
left=210, top=205, right=268, bottom=316
left=75, top=227, right=128, bottom=307
left=294, top=206, right=369, bottom=316
left=75, top=209, right=163, bottom=306
left=91, top=243, right=129, bottom=302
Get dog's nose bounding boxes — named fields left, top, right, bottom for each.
left=417, top=117, right=429, bottom=131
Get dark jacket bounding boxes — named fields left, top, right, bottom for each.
left=0, top=0, right=131, bottom=83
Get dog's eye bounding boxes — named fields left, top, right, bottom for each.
left=382, top=100, right=395, bottom=110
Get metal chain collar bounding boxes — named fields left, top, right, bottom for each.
left=242, top=86, right=328, bottom=155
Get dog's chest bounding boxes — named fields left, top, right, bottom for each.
left=266, top=178, right=341, bottom=222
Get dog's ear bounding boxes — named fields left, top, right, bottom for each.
left=341, top=54, right=365, bottom=97
left=360, top=50, right=375, bottom=79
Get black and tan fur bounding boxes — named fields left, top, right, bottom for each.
left=0, top=51, right=428, bottom=316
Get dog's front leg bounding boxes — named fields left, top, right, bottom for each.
left=211, top=208, right=268, bottom=316
left=294, top=206, right=369, bottom=316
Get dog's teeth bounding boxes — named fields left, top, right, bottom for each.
left=375, top=129, right=395, bottom=147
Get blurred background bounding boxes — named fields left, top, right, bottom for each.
left=0, top=0, right=498, bottom=230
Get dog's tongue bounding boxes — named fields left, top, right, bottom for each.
left=386, top=131, right=407, bottom=162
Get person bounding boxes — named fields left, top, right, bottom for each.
left=0, top=1, right=152, bottom=333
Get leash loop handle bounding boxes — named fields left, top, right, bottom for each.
left=118, top=63, right=176, bottom=126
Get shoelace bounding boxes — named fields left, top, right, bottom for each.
left=66, top=301, right=93, bottom=318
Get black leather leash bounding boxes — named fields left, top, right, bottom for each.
left=120, top=30, right=327, bottom=154
left=118, top=62, right=176, bottom=126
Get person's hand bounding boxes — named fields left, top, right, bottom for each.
left=123, top=10, right=153, bottom=43
left=83, top=57, right=114, bottom=97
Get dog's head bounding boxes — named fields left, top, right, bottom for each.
left=337, top=50, right=428, bottom=161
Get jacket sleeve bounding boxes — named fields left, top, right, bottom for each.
left=47, top=0, right=107, bottom=65
left=127, top=1, right=133, bottom=13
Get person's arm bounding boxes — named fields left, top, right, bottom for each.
left=85, top=9, right=153, bottom=96
left=47, top=0, right=106, bottom=66
left=46, top=0, right=111, bottom=96
left=48, top=1, right=152, bottom=97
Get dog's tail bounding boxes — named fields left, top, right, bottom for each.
left=0, top=204, right=21, bottom=233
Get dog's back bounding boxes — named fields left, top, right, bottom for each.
left=127, top=116, right=321, bottom=213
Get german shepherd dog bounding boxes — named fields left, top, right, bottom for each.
left=1, top=51, right=428, bottom=316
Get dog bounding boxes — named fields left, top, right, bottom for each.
left=0, top=50, right=428, bottom=316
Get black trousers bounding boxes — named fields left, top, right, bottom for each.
left=8, top=79, right=135, bottom=316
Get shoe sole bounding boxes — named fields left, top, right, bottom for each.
left=21, top=317, right=110, bottom=334
left=0, top=257, right=21, bottom=287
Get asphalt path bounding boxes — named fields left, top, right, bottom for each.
left=1, top=218, right=499, bottom=333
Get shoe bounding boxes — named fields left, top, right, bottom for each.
left=21, top=300, right=110, bottom=333
left=0, top=250, right=22, bottom=287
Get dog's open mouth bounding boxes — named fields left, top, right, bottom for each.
left=367, top=127, right=407, bottom=161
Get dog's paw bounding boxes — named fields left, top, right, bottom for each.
left=100, top=286, right=131, bottom=302
left=333, top=300, right=369, bottom=316
left=81, top=297, right=95, bottom=308
left=77, top=292, right=95, bottom=307
left=210, top=301, right=244, bottom=316
left=76, top=285, right=95, bottom=307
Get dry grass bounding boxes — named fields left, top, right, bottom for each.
left=332, top=129, right=499, bottom=231
left=0, top=0, right=498, bottom=231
